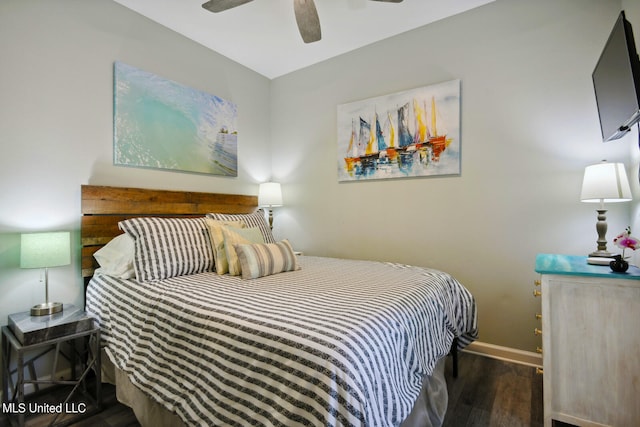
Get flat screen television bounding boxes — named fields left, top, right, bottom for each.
left=592, top=11, right=640, bottom=142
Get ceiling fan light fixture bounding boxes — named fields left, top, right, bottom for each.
left=202, top=0, right=254, bottom=13
left=294, top=0, right=322, bottom=43
left=202, top=0, right=403, bottom=44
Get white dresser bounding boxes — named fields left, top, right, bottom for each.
left=535, top=254, right=640, bottom=427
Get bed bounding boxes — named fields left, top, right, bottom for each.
left=81, top=185, right=477, bottom=427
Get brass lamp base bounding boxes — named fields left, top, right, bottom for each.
left=31, top=302, right=63, bottom=316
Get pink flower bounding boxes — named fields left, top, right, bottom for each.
left=613, top=227, right=639, bottom=257
left=615, top=236, right=639, bottom=250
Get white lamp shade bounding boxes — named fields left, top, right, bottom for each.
left=20, top=231, right=71, bottom=269
left=258, top=182, right=283, bottom=207
left=580, top=162, right=632, bottom=203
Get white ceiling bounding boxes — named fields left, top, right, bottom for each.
left=113, top=0, right=494, bottom=79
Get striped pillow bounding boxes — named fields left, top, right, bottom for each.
left=235, top=239, right=299, bottom=280
left=119, top=217, right=214, bottom=282
left=222, top=227, right=265, bottom=276
left=206, top=209, right=275, bottom=243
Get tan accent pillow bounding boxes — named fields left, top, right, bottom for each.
left=205, top=218, right=245, bottom=275
left=222, top=227, right=265, bottom=276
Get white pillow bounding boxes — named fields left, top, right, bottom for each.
left=93, top=233, right=135, bottom=279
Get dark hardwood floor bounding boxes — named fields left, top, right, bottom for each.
left=0, top=380, right=138, bottom=427
left=2, top=352, right=546, bottom=427
left=443, top=352, right=543, bottom=427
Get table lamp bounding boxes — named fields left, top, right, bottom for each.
left=258, top=182, right=283, bottom=229
left=580, top=161, right=631, bottom=258
left=20, top=231, right=70, bottom=316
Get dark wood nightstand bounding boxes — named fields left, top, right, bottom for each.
left=1, top=305, right=102, bottom=427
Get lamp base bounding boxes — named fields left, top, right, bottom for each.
left=589, top=250, right=613, bottom=258
left=30, top=302, right=63, bottom=316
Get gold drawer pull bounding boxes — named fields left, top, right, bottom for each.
left=536, top=367, right=544, bottom=375
left=534, top=328, right=542, bottom=336
left=536, top=346, right=543, bottom=354
left=535, top=313, right=542, bottom=320
left=533, top=290, right=542, bottom=297
left=534, top=279, right=541, bottom=286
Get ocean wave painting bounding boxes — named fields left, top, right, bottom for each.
left=337, top=79, right=460, bottom=182
left=114, top=61, right=238, bottom=176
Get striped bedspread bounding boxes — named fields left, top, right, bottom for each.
left=86, top=256, right=477, bottom=427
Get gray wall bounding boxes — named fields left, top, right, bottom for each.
left=0, top=0, right=637, bottom=364
left=269, top=0, right=634, bottom=352
left=0, top=0, right=271, bottom=326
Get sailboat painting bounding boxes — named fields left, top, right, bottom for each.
left=337, top=79, right=460, bottom=182
left=114, top=61, right=238, bottom=176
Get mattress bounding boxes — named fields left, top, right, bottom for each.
left=86, top=255, right=477, bottom=426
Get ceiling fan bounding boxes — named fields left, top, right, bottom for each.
left=201, top=0, right=404, bottom=44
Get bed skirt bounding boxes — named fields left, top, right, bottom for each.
left=101, top=349, right=449, bottom=427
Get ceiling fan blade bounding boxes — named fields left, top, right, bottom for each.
left=370, top=0, right=404, bottom=3
left=294, top=0, right=321, bottom=43
left=202, top=0, right=254, bottom=13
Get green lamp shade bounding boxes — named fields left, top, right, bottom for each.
left=20, top=232, right=71, bottom=269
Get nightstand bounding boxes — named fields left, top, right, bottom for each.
left=535, top=254, right=640, bottom=427
left=1, top=305, right=102, bottom=427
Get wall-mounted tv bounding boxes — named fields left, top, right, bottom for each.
left=592, top=11, right=640, bottom=142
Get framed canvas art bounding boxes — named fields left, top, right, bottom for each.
left=337, top=79, right=460, bottom=182
left=114, top=61, right=238, bottom=176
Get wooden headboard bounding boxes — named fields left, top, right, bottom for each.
left=81, top=185, right=258, bottom=279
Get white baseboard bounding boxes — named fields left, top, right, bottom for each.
left=463, top=341, right=543, bottom=368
